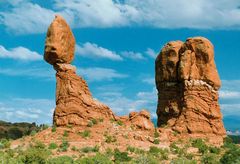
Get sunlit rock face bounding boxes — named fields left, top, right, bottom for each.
left=44, top=15, right=114, bottom=126
left=155, top=37, right=226, bottom=137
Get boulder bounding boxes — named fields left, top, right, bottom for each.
left=44, top=15, right=75, bottom=65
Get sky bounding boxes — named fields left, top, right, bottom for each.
left=0, top=0, right=240, bottom=131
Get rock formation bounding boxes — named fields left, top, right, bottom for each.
left=44, top=15, right=154, bottom=129
left=155, top=37, right=226, bottom=136
left=44, top=15, right=114, bottom=126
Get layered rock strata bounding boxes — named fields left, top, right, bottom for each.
left=155, top=37, right=226, bottom=136
left=44, top=15, right=114, bottom=126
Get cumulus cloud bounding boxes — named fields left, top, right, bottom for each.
left=2, top=0, right=240, bottom=34
left=219, top=90, right=240, bottom=99
left=0, top=45, right=42, bottom=61
left=76, top=42, right=123, bottom=61
left=78, top=67, right=128, bottom=82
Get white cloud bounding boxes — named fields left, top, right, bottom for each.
left=219, top=90, right=240, bottom=99
left=54, top=0, right=139, bottom=28
left=120, top=51, right=145, bottom=60
left=0, top=2, right=55, bottom=34
left=0, top=98, right=54, bottom=124
left=221, top=104, right=240, bottom=117
left=78, top=67, right=128, bottom=82
left=145, top=48, right=157, bottom=58
left=0, top=45, right=42, bottom=61
left=76, top=42, right=123, bottom=61
left=142, top=77, right=155, bottom=85
left=0, top=67, right=54, bottom=80
left=2, top=0, right=240, bottom=34
left=96, top=86, right=157, bottom=118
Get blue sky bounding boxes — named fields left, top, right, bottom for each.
left=0, top=0, right=240, bottom=131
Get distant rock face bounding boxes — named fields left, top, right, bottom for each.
left=44, top=15, right=114, bottom=126
left=155, top=37, right=226, bottom=136
left=44, top=15, right=75, bottom=65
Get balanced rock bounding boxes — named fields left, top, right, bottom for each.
left=44, top=16, right=114, bottom=126
left=155, top=37, right=226, bottom=136
left=44, top=15, right=75, bottom=65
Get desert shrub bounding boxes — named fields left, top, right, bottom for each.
left=48, top=142, right=58, bottom=150
left=209, top=146, right=220, bottom=154
left=75, top=153, right=113, bottom=164
left=67, top=124, right=73, bottom=129
left=133, top=154, right=158, bottom=164
left=201, top=153, right=220, bottom=164
left=41, top=124, right=49, bottom=130
left=191, top=138, right=208, bottom=154
left=220, top=146, right=240, bottom=164
left=154, top=129, right=160, bottom=138
left=114, top=148, right=132, bottom=163
left=20, top=145, right=51, bottom=164
left=171, top=157, right=197, bottom=164
left=51, top=126, right=56, bottom=132
left=71, top=146, right=78, bottom=151
left=33, top=140, right=46, bottom=149
left=30, top=130, right=37, bottom=136
left=63, top=130, right=69, bottom=137
left=87, top=121, right=94, bottom=127
left=0, top=139, right=10, bottom=149
left=91, top=118, right=98, bottom=125
left=127, top=146, right=145, bottom=154
left=81, top=145, right=99, bottom=153
left=116, top=120, right=123, bottom=126
left=47, top=155, right=73, bottom=164
left=99, top=118, right=104, bottom=122
left=148, top=146, right=168, bottom=160
left=104, top=148, right=113, bottom=158
left=78, top=130, right=91, bottom=138
left=223, top=136, right=237, bottom=149
left=8, top=127, right=23, bottom=139
left=59, top=139, right=69, bottom=152
left=153, top=139, right=160, bottom=145
left=105, top=135, right=117, bottom=143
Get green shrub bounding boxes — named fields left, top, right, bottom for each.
left=30, top=130, right=37, bottom=136
left=66, top=124, right=73, bottom=129
left=71, top=146, right=78, bottom=151
left=127, top=146, right=145, bottom=154
left=0, top=139, right=10, bottom=149
left=78, top=130, right=91, bottom=138
left=154, top=129, right=160, bottom=138
left=116, top=120, right=123, bottom=126
left=148, top=146, right=168, bottom=160
left=171, top=157, right=197, bottom=164
left=220, top=146, right=240, bottom=164
left=91, top=118, right=98, bottom=125
left=76, top=153, right=112, bottom=164
left=223, top=136, right=237, bottom=149
left=133, top=154, right=158, bottom=164
left=99, top=118, right=104, bottom=122
left=201, top=153, right=220, bottom=164
left=59, top=140, right=69, bottom=152
left=191, top=139, right=208, bottom=154
left=153, top=139, right=160, bottom=145
left=51, top=126, right=56, bottom=133
left=41, top=124, right=49, bottom=130
left=81, top=145, right=99, bottom=153
left=20, top=146, right=51, bottom=164
left=209, top=146, right=220, bottom=154
left=48, top=155, right=73, bottom=164
left=114, top=149, right=132, bottom=163
left=63, top=130, right=69, bottom=137
left=105, top=135, right=117, bottom=143
left=33, top=141, right=46, bottom=149
left=48, top=142, right=58, bottom=150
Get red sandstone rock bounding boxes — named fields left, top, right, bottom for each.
left=155, top=37, right=226, bottom=137
left=128, top=110, right=154, bottom=130
left=44, top=15, right=75, bottom=65
left=53, top=63, right=114, bottom=126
